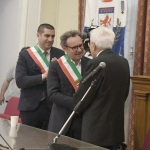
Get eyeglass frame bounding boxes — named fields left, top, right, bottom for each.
left=65, top=44, right=84, bottom=52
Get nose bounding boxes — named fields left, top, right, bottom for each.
left=77, top=46, right=84, bottom=52
left=48, top=36, right=53, bottom=41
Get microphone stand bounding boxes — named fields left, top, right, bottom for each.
left=0, top=133, right=13, bottom=150
left=49, top=79, right=97, bottom=149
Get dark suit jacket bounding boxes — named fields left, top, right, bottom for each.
left=47, top=56, right=89, bottom=135
left=16, top=47, right=64, bottom=111
left=74, top=49, right=130, bottom=146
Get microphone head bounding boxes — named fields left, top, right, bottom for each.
left=99, top=62, right=106, bottom=69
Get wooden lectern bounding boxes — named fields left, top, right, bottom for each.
left=131, top=75, right=150, bottom=150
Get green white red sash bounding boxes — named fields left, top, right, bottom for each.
left=27, top=45, right=49, bottom=73
left=57, top=55, right=82, bottom=91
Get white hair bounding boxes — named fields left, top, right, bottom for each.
left=90, top=26, right=115, bottom=50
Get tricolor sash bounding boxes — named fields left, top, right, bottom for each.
left=57, top=55, right=82, bottom=91
left=27, top=45, right=49, bottom=73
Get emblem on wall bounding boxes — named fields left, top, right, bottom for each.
left=84, top=0, right=127, bottom=56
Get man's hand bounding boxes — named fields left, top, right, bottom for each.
left=0, top=94, right=4, bottom=105
left=42, top=68, right=49, bottom=80
left=51, top=57, right=57, bottom=62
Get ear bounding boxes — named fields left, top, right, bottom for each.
left=61, top=45, right=67, bottom=52
left=93, top=43, right=96, bottom=51
left=91, top=42, right=96, bottom=51
left=61, top=45, right=65, bottom=49
left=36, top=33, right=40, bottom=38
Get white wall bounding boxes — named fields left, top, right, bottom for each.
left=0, top=0, right=23, bottom=113
left=56, top=0, right=78, bottom=49
left=40, top=0, right=78, bottom=49
left=0, top=0, right=22, bottom=84
left=0, top=0, right=41, bottom=113
left=40, top=0, right=58, bottom=27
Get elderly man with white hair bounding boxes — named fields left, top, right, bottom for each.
left=74, top=26, right=130, bottom=150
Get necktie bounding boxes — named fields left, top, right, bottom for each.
left=43, top=51, right=48, bottom=57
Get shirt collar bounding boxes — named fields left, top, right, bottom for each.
left=71, top=59, right=81, bottom=66
left=96, top=50, right=104, bottom=57
left=37, top=45, right=51, bottom=54
left=71, top=59, right=81, bottom=73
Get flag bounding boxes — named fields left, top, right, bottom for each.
left=84, top=0, right=127, bottom=56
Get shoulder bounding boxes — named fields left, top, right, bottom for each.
left=84, top=52, right=93, bottom=59
left=49, top=60, right=60, bottom=73
left=51, top=47, right=62, bottom=50
left=50, top=59, right=59, bottom=67
left=81, top=56, right=91, bottom=63
left=116, top=55, right=129, bottom=64
left=51, top=47, right=64, bottom=54
left=19, top=48, right=29, bottom=56
left=80, top=57, right=91, bottom=70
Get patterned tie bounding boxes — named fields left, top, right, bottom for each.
left=43, top=51, right=48, bottom=57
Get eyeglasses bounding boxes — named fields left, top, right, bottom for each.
left=65, top=44, right=84, bottom=51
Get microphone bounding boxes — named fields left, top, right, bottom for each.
left=81, top=62, right=106, bottom=84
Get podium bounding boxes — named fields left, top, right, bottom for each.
left=0, top=118, right=107, bottom=150
left=131, top=75, right=150, bottom=150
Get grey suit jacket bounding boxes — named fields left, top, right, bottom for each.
left=16, top=47, right=64, bottom=111
left=74, top=49, right=130, bottom=146
left=47, top=56, right=90, bottom=135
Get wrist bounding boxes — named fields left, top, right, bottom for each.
left=42, top=74, right=46, bottom=80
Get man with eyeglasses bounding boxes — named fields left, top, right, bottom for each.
left=47, top=30, right=90, bottom=140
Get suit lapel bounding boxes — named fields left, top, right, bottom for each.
left=50, top=47, right=56, bottom=61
